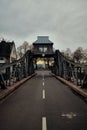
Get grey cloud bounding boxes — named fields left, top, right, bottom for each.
left=0, top=0, right=87, bottom=51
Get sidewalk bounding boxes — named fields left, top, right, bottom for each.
left=51, top=73, right=87, bottom=99
left=0, top=73, right=36, bottom=100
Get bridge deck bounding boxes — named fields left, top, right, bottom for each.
left=0, top=71, right=87, bottom=130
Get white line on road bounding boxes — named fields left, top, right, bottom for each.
left=43, top=82, right=45, bottom=86
left=42, top=117, right=47, bottom=130
left=42, top=89, right=45, bottom=99
left=43, top=73, right=44, bottom=81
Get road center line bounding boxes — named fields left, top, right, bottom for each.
left=43, top=82, right=45, bottom=86
left=42, top=117, right=47, bottom=130
left=42, top=89, right=45, bottom=99
left=43, top=74, right=44, bottom=81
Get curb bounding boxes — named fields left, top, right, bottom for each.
left=51, top=73, right=87, bottom=98
left=0, top=73, right=36, bottom=100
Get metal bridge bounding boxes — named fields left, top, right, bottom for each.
left=0, top=49, right=87, bottom=89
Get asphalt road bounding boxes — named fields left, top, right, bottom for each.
left=0, top=70, right=87, bottom=130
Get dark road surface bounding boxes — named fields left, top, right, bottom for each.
left=0, top=71, right=87, bottom=130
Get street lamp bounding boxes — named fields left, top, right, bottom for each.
left=42, top=53, right=45, bottom=57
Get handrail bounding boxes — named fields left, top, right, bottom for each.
left=52, top=50, right=87, bottom=88
left=0, top=50, right=34, bottom=89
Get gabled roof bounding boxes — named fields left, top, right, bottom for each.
left=33, top=36, right=53, bottom=44
left=0, top=40, right=15, bottom=57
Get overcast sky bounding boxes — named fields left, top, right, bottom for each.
left=0, top=0, right=87, bottom=51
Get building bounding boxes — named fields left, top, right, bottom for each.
left=32, top=36, right=55, bottom=69
left=32, top=36, right=54, bottom=58
left=0, top=40, right=17, bottom=65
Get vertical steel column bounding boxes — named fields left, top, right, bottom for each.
left=79, top=67, right=82, bottom=85
left=76, top=67, right=79, bottom=85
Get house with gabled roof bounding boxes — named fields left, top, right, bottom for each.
left=0, top=40, right=17, bottom=65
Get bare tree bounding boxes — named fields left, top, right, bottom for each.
left=17, top=45, right=23, bottom=59
left=61, top=48, right=72, bottom=59
left=17, top=41, right=33, bottom=59
left=73, top=47, right=83, bottom=63
left=81, top=49, right=87, bottom=63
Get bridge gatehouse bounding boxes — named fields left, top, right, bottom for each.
left=32, top=36, right=55, bottom=69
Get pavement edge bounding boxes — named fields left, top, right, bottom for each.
left=0, top=73, right=36, bottom=100
left=51, top=73, right=87, bottom=98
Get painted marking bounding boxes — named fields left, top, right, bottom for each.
left=61, top=112, right=77, bottom=119
left=43, top=89, right=45, bottom=99
left=42, top=117, right=47, bottom=130
left=43, top=74, right=44, bottom=81
left=43, top=82, right=45, bottom=86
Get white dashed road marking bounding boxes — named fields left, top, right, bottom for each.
left=42, top=89, right=45, bottom=99
left=43, top=82, right=45, bottom=86
left=42, top=73, right=44, bottom=81
left=42, top=117, right=47, bottom=130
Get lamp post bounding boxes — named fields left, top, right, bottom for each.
left=42, top=53, right=45, bottom=57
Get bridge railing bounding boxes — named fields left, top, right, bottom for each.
left=52, top=50, right=87, bottom=88
left=0, top=50, right=34, bottom=89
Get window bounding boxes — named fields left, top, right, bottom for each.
left=0, top=57, right=5, bottom=63
left=39, top=47, right=47, bottom=52
left=0, top=57, right=4, bottom=60
left=39, top=47, right=43, bottom=52
left=44, top=47, right=47, bottom=52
